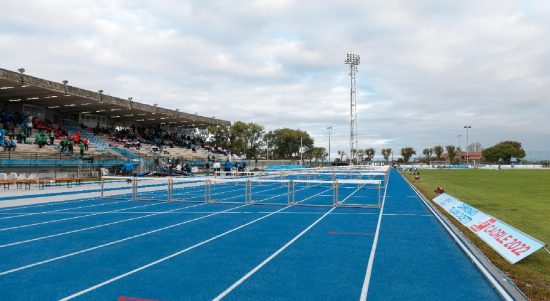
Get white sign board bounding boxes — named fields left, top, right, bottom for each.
left=433, top=193, right=545, bottom=264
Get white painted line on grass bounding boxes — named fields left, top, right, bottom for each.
left=359, top=171, right=390, bottom=301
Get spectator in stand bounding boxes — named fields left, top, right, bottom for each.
left=73, top=132, right=80, bottom=144
left=83, top=137, right=89, bottom=151
left=25, top=116, right=33, bottom=137
left=60, top=136, right=69, bottom=152
left=49, top=130, right=55, bottom=145
left=67, top=139, right=74, bottom=154
left=0, top=128, right=4, bottom=147
left=17, top=130, right=26, bottom=144
left=6, top=122, right=15, bottom=139
left=35, top=132, right=48, bottom=148
left=4, top=137, right=16, bottom=151
left=79, top=140, right=85, bottom=157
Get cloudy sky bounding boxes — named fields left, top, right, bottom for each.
left=1, top=0, right=549, bottom=158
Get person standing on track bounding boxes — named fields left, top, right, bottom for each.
left=213, top=160, right=221, bottom=176
left=205, top=161, right=211, bottom=176
left=224, top=160, right=233, bottom=176
left=121, top=160, right=134, bottom=176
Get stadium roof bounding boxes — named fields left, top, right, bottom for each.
left=0, top=68, right=230, bottom=128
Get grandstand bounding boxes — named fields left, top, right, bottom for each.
left=0, top=67, right=231, bottom=178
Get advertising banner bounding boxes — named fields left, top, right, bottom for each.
left=433, top=193, right=545, bottom=264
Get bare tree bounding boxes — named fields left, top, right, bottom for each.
left=422, top=148, right=433, bottom=162
left=381, top=148, right=392, bottom=162
left=337, top=150, right=346, bottom=162
left=365, top=148, right=376, bottom=161
left=433, top=145, right=444, bottom=160
left=467, top=142, right=483, bottom=152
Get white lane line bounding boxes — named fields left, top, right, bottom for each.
left=0, top=182, right=293, bottom=272
left=0, top=202, right=163, bottom=232
left=0, top=183, right=253, bottom=248
left=59, top=205, right=292, bottom=301
left=0, top=197, right=97, bottom=212
left=60, top=186, right=335, bottom=300
left=0, top=202, right=206, bottom=249
left=0, top=182, right=243, bottom=231
left=0, top=203, right=246, bottom=276
left=359, top=171, right=391, bottom=301
left=214, top=207, right=337, bottom=301
left=0, top=199, right=134, bottom=220
left=213, top=185, right=365, bottom=300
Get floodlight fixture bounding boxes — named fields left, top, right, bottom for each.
left=345, top=53, right=360, bottom=164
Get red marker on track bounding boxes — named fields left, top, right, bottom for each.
left=118, top=296, right=160, bottom=301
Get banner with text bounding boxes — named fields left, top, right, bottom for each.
left=433, top=193, right=544, bottom=264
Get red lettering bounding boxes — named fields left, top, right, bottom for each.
left=503, top=238, right=518, bottom=248
left=493, top=230, right=509, bottom=241
left=470, top=218, right=497, bottom=232
left=511, top=244, right=531, bottom=256
left=506, top=241, right=522, bottom=250
left=490, top=229, right=505, bottom=239
left=484, top=225, right=497, bottom=234
left=497, top=235, right=513, bottom=244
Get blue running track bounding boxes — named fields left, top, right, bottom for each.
left=0, top=169, right=503, bottom=300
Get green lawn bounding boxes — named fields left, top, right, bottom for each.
left=406, top=169, right=550, bottom=300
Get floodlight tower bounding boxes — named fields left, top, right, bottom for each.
left=345, top=53, right=360, bottom=164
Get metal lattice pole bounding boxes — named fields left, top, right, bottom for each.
left=345, top=53, right=360, bottom=164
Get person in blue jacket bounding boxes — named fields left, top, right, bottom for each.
left=224, top=160, right=233, bottom=176
left=121, top=161, right=134, bottom=176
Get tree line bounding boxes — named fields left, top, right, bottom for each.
left=202, top=122, right=526, bottom=164
left=397, top=141, right=526, bottom=164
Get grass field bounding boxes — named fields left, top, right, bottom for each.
left=405, top=169, right=550, bottom=301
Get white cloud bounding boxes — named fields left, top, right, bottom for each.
left=1, top=0, right=549, bottom=156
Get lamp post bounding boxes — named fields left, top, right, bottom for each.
left=457, top=134, right=462, bottom=163
left=464, top=125, right=471, bottom=164
left=327, top=126, right=332, bottom=165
